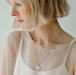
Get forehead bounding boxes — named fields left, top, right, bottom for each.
left=7, top=0, right=23, bottom=5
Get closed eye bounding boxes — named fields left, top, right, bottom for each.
left=16, top=3, right=22, bottom=6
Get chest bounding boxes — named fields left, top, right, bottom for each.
left=21, top=36, right=74, bottom=73
left=22, top=45, right=73, bottom=72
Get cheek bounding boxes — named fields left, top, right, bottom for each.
left=20, top=8, right=26, bottom=18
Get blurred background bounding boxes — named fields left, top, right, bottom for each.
left=0, top=0, right=76, bottom=63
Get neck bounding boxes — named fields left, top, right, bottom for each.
left=33, top=19, right=65, bottom=46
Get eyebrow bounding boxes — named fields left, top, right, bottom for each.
left=16, top=0, right=24, bottom=3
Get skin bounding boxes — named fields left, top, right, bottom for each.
left=9, top=0, right=74, bottom=47
left=7, top=0, right=76, bottom=74
left=8, top=0, right=26, bottom=29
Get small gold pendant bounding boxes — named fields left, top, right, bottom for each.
left=35, top=64, right=41, bottom=71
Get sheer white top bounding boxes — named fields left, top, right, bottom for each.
left=13, top=31, right=76, bottom=75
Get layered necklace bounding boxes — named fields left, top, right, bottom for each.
left=34, top=43, right=69, bottom=71
left=28, top=27, right=69, bottom=71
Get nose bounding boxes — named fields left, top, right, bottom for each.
left=11, top=7, right=19, bottom=16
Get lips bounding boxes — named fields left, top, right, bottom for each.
left=18, top=20, right=24, bottom=22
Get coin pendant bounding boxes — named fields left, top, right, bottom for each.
left=35, top=64, right=41, bottom=71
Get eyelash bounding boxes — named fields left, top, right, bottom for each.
left=16, top=3, right=22, bottom=6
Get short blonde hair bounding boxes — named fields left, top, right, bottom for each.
left=7, top=0, right=70, bottom=30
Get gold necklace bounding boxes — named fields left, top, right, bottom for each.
left=34, top=44, right=69, bottom=71
left=35, top=48, right=51, bottom=71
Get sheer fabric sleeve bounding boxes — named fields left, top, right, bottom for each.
left=72, top=41, right=76, bottom=75
left=0, top=31, right=21, bottom=75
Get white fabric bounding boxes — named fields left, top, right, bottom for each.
left=0, top=30, right=76, bottom=75
left=13, top=31, right=76, bottom=75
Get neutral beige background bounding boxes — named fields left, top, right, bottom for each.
left=0, top=0, right=76, bottom=63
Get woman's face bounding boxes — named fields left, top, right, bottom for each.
left=8, top=0, right=26, bottom=26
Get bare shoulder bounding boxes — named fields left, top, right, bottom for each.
left=7, top=31, right=23, bottom=55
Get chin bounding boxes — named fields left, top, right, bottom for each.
left=18, top=22, right=24, bottom=26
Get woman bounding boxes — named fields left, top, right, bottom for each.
left=0, top=0, right=76, bottom=75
